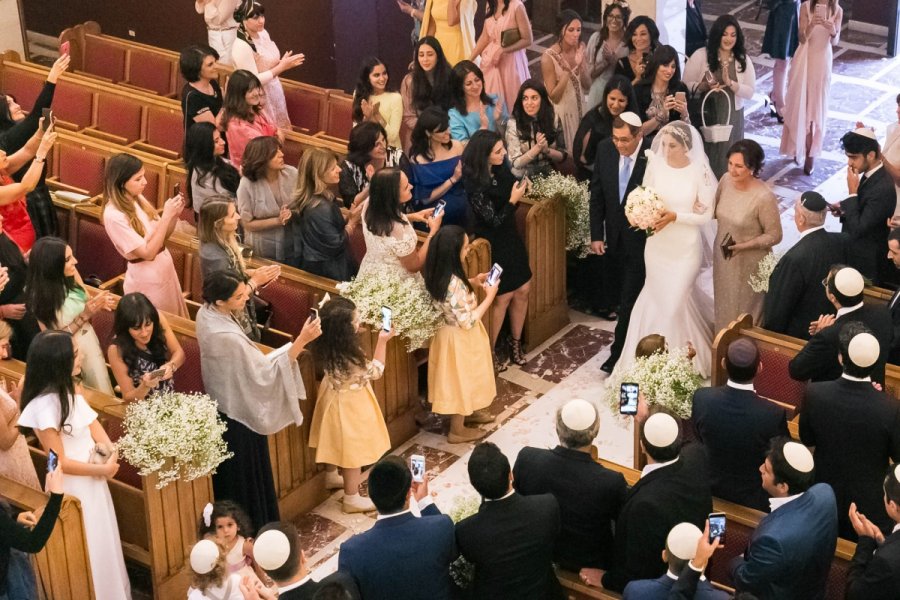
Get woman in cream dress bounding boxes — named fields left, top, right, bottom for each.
left=420, top=0, right=477, bottom=66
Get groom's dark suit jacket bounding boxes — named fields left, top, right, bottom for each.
left=839, top=166, right=896, bottom=286
left=589, top=137, right=652, bottom=254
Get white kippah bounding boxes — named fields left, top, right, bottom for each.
left=254, top=530, right=291, bottom=571
left=644, top=413, right=679, bottom=447
left=852, top=126, right=878, bottom=141
left=894, top=464, right=900, bottom=482
left=560, top=399, right=596, bottom=431
left=666, top=522, right=702, bottom=561
left=833, top=268, right=864, bottom=296
left=783, top=442, right=814, bottom=473
left=190, top=540, right=220, bottom=575
left=620, top=111, right=642, bottom=128
left=848, top=332, right=879, bottom=368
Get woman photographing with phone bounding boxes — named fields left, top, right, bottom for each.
left=634, top=45, right=690, bottom=138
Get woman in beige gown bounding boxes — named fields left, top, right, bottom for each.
left=0, top=320, right=40, bottom=489
left=540, top=10, right=591, bottom=156
left=713, top=140, right=782, bottom=333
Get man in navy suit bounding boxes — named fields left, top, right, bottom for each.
left=846, top=465, right=900, bottom=598
left=885, top=228, right=900, bottom=364
left=731, top=438, right=839, bottom=599
left=692, top=338, right=789, bottom=511
left=338, top=456, right=455, bottom=600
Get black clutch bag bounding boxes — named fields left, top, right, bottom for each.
left=720, top=232, right=735, bottom=260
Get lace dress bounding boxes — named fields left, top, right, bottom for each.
left=231, top=30, right=291, bottom=129
left=357, top=205, right=423, bottom=283
left=0, top=389, right=39, bottom=489
left=544, top=47, right=585, bottom=155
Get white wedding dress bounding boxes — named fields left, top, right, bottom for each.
left=612, top=126, right=717, bottom=378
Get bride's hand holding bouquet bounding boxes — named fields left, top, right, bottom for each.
left=625, top=185, right=666, bottom=236
left=651, top=210, right=676, bottom=233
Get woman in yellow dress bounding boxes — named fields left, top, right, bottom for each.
left=308, top=296, right=393, bottom=513
left=424, top=225, right=499, bottom=443
left=420, top=0, right=476, bottom=66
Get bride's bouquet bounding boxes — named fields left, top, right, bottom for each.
left=625, top=186, right=665, bottom=236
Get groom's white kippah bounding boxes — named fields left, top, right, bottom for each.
left=254, top=530, right=292, bottom=570
left=560, top=399, right=597, bottom=431
left=190, top=540, right=220, bottom=575
left=783, top=441, right=814, bottom=473
left=833, top=267, right=865, bottom=296
left=620, top=112, right=642, bottom=128
left=848, top=332, right=880, bottom=368
left=666, top=523, right=702, bottom=560
left=851, top=126, right=878, bottom=141
left=644, top=413, right=679, bottom=447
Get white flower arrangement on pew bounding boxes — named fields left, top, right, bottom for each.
left=624, top=185, right=665, bottom=236
left=117, top=391, right=233, bottom=489
left=605, top=347, right=702, bottom=419
left=446, top=494, right=481, bottom=589
left=748, top=251, right=783, bottom=294
left=337, top=265, right=442, bottom=350
left=527, top=172, right=592, bottom=258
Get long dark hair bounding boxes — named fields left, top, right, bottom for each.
left=26, top=237, right=79, bottom=329
left=183, top=123, right=240, bottom=207
left=21, top=330, right=76, bottom=433
left=365, top=169, right=406, bottom=237
left=352, top=57, right=389, bottom=123
left=424, top=226, right=472, bottom=301
left=450, top=61, right=494, bottom=116
left=594, top=2, right=632, bottom=62
left=511, top=80, right=558, bottom=145
left=196, top=499, right=254, bottom=539
left=462, top=130, right=503, bottom=190
left=111, top=293, right=169, bottom=374
left=346, top=121, right=388, bottom=168
left=486, top=0, right=510, bottom=16
left=222, top=70, right=264, bottom=130
left=556, top=9, right=582, bottom=45
left=234, top=0, right=265, bottom=53
left=0, top=94, right=20, bottom=131
left=409, top=107, right=451, bottom=163
left=706, top=15, right=747, bottom=74
left=624, top=15, right=660, bottom=52
left=312, top=297, right=367, bottom=377
left=409, top=37, right=453, bottom=113
left=597, top=75, right=638, bottom=119
left=642, top=45, right=682, bottom=92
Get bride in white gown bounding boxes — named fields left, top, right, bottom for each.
left=612, top=121, right=717, bottom=378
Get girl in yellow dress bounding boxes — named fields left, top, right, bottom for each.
left=424, top=225, right=498, bottom=443
left=420, top=0, right=477, bottom=66
left=308, top=297, right=394, bottom=513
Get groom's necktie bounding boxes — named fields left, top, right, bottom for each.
left=619, top=156, right=632, bottom=204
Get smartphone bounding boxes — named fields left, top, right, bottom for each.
left=486, top=263, right=503, bottom=287
left=410, top=454, right=425, bottom=483
left=41, top=108, right=53, bottom=131
left=381, top=306, right=392, bottom=333
left=173, top=182, right=181, bottom=197
left=433, top=200, right=446, bottom=218
left=619, top=382, right=639, bottom=415
left=814, top=2, right=827, bottom=20
left=60, top=41, right=70, bottom=56
left=708, top=512, right=727, bottom=545
left=309, top=307, right=318, bottom=321
left=47, top=448, right=58, bottom=473
left=148, top=367, right=167, bottom=380
left=675, top=91, right=686, bottom=104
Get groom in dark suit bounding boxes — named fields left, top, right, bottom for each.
left=590, top=112, right=652, bottom=373
left=885, top=228, right=900, bottom=364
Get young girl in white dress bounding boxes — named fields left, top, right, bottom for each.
left=17, top=330, right=131, bottom=600
left=197, top=500, right=274, bottom=592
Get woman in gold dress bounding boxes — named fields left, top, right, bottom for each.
left=420, top=0, right=476, bottom=66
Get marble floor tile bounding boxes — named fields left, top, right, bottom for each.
left=519, top=324, right=614, bottom=383
left=293, top=512, right=348, bottom=558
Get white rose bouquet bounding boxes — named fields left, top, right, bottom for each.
left=605, top=347, right=702, bottom=419
left=624, top=186, right=665, bottom=236
left=748, top=251, right=783, bottom=294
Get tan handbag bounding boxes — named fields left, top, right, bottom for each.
left=500, top=27, right=521, bottom=48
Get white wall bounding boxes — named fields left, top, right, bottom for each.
left=0, top=0, right=26, bottom=57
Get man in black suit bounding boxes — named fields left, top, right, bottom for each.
left=590, top=112, right=652, bottom=373
left=253, top=523, right=359, bottom=600
left=601, top=411, right=713, bottom=593
left=763, top=191, right=846, bottom=339
left=885, top=227, right=900, bottom=363
left=513, top=399, right=627, bottom=585
left=692, top=339, right=789, bottom=511
left=830, top=127, right=897, bottom=286
left=846, top=465, right=900, bottom=598
left=456, top=442, right=563, bottom=599
left=789, top=265, right=893, bottom=384
left=799, top=323, right=900, bottom=540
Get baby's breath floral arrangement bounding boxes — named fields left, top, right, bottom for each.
left=117, top=391, right=232, bottom=489
left=605, top=347, right=702, bottom=419
left=446, top=494, right=481, bottom=588
left=624, top=186, right=665, bottom=236
left=527, top=173, right=592, bottom=258
left=748, top=251, right=783, bottom=294
left=337, top=265, right=442, bottom=350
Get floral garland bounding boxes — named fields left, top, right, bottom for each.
left=749, top=251, right=783, bottom=294
left=604, top=347, right=702, bottom=419
left=527, top=172, right=592, bottom=258
left=446, top=494, right=482, bottom=588
left=117, top=391, right=233, bottom=489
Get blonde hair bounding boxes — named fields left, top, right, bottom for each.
left=190, top=540, right=227, bottom=593
left=291, top=148, right=338, bottom=212
left=100, top=154, right=160, bottom=237
left=198, top=199, right=246, bottom=273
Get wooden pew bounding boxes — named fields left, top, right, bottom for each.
left=0, top=475, right=95, bottom=599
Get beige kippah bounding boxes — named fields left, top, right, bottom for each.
left=852, top=126, right=878, bottom=141
left=783, top=442, right=814, bottom=473
left=644, top=413, right=679, bottom=447
left=254, top=530, right=291, bottom=571
left=190, top=540, right=219, bottom=575
left=894, top=464, right=900, bottom=482
left=833, top=268, right=864, bottom=296
left=560, top=399, right=597, bottom=431
left=620, top=111, right=642, bottom=128
left=666, top=522, right=702, bottom=560
left=848, top=333, right=879, bottom=368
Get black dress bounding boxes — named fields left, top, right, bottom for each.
left=466, top=165, right=532, bottom=295
left=0, top=234, right=38, bottom=360
left=572, top=109, right=614, bottom=181
left=119, top=345, right=174, bottom=396
left=181, top=81, right=224, bottom=133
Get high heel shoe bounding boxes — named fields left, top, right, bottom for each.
left=803, top=156, right=815, bottom=176
left=766, top=98, right=785, bottom=124
left=508, top=335, right=528, bottom=366
left=493, top=352, right=508, bottom=374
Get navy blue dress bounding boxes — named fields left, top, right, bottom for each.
left=762, top=0, right=800, bottom=59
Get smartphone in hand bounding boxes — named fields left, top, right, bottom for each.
left=486, top=263, right=503, bottom=287
left=619, top=383, right=639, bottom=415
left=433, top=200, right=446, bottom=218
left=47, top=449, right=59, bottom=472
left=410, top=454, right=425, bottom=483
left=173, top=182, right=181, bottom=197
left=60, top=41, right=70, bottom=56
left=381, top=306, right=393, bottom=332
left=708, top=512, right=727, bottom=546
left=41, top=108, right=53, bottom=131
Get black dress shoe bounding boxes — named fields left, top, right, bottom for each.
left=600, top=358, right=616, bottom=374
left=596, top=310, right=618, bottom=321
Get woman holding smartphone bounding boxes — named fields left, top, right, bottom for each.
left=634, top=45, right=690, bottom=139
left=107, top=293, right=186, bottom=402
left=424, top=226, right=498, bottom=443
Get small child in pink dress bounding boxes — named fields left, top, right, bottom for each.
left=197, top=501, right=276, bottom=594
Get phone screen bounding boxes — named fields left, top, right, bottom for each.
left=708, top=512, right=727, bottom=545
left=309, top=307, right=319, bottom=321
left=381, top=306, right=392, bottom=332
left=434, top=200, right=446, bottom=218
left=41, top=108, right=52, bottom=131
left=487, top=263, right=503, bottom=287
left=410, top=454, right=425, bottom=483
left=619, top=383, right=639, bottom=415
left=148, top=367, right=167, bottom=380
left=173, top=182, right=181, bottom=197
left=47, top=449, right=58, bottom=473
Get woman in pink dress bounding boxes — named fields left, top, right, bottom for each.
left=780, top=0, right=842, bottom=175
left=221, top=70, right=280, bottom=172
left=469, top=0, right=532, bottom=113
left=101, top=154, right=189, bottom=317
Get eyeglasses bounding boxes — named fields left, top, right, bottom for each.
left=607, top=15, right=624, bottom=21
left=611, top=135, right=634, bottom=144
left=821, top=277, right=829, bottom=289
